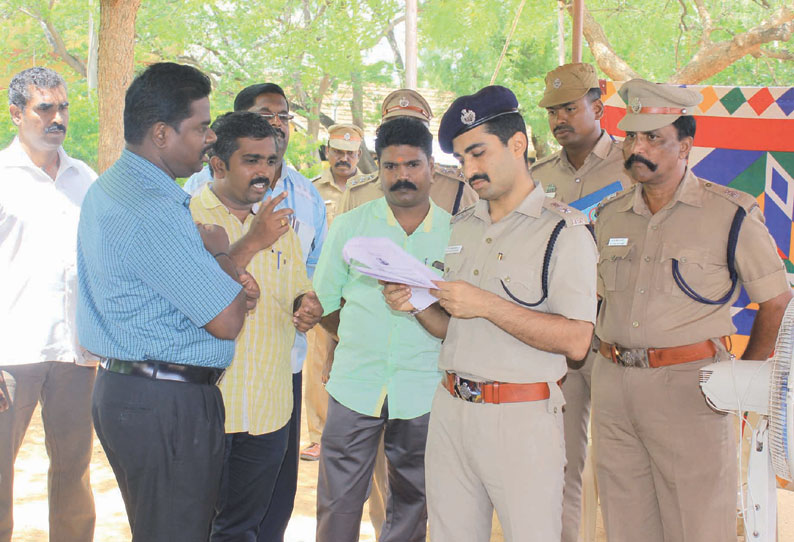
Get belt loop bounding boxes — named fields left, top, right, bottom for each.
left=492, top=381, right=500, bottom=404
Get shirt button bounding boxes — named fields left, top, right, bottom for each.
left=473, top=269, right=479, bottom=276
left=650, top=225, right=658, bottom=230
left=644, top=256, right=651, bottom=262
left=574, top=178, right=581, bottom=183
left=681, top=256, right=688, bottom=263
left=611, top=255, right=617, bottom=261
left=639, top=288, right=646, bottom=294
left=486, top=237, right=492, bottom=244
left=504, top=276, right=511, bottom=283
left=632, top=321, right=640, bottom=328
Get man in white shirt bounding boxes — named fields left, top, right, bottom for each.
left=0, top=67, right=97, bottom=542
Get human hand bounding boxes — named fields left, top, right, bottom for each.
left=196, top=223, right=230, bottom=256
left=322, top=340, right=337, bottom=384
left=238, top=269, right=260, bottom=311
left=246, top=193, right=293, bottom=252
left=431, top=280, right=494, bottom=319
left=380, top=281, right=416, bottom=312
left=293, top=291, right=323, bottom=332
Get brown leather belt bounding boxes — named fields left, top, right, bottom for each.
left=442, top=372, right=551, bottom=404
left=598, top=337, right=728, bottom=368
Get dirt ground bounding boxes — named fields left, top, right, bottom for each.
left=10, top=401, right=794, bottom=541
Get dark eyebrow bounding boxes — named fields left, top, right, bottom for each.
left=464, top=142, right=485, bottom=154
left=242, top=153, right=266, bottom=160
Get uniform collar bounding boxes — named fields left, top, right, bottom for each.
left=379, top=197, right=436, bottom=233
left=198, top=183, right=226, bottom=210
left=558, top=129, right=612, bottom=168
left=472, top=179, right=545, bottom=223
left=624, top=167, right=702, bottom=214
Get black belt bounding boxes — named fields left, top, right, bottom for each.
left=99, top=358, right=224, bottom=385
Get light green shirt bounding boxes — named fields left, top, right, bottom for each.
left=313, top=197, right=450, bottom=419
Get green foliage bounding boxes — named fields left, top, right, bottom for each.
left=0, top=0, right=791, bottom=165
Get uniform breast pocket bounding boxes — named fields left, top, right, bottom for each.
left=488, top=259, right=543, bottom=305
left=598, top=244, right=633, bottom=292
left=659, top=243, right=728, bottom=298
left=443, top=253, right=466, bottom=281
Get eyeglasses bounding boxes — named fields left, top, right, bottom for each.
left=260, top=113, right=294, bottom=123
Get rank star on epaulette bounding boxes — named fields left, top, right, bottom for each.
left=725, top=189, right=739, bottom=199
left=549, top=201, right=571, bottom=213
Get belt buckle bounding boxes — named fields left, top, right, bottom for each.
left=613, top=345, right=649, bottom=368
left=454, top=376, right=483, bottom=403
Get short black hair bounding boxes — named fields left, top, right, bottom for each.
left=672, top=115, right=696, bottom=140
left=234, top=83, right=288, bottom=112
left=586, top=87, right=602, bottom=103
left=124, top=62, right=212, bottom=145
left=482, top=112, right=529, bottom=161
left=8, top=67, right=66, bottom=109
left=375, top=117, right=433, bottom=160
left=211, top=111, right=278, bottom=166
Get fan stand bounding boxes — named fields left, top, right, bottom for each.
left=746, top=418, right=777, bottom=541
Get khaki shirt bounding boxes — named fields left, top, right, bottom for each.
left=312, top=168, right=378, bottom=225
left=530, top=131, right=631, bottom=205
left=439, top=183, right=598, bottom=384
left=339, top=163, right=478, bottom=216
left=595, top=170, right=789, bottom=349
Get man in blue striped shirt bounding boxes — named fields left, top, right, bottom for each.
left=77, top=63, right=257, bottom=542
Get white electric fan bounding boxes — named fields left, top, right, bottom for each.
left=699, top=297, right=794, bottom=541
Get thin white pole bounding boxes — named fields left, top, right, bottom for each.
left=405, top=0, right=418, bottom=89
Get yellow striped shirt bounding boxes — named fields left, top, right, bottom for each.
left=190, top=185, right=312, bottom=435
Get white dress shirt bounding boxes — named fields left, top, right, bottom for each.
left=0, top=137, right=97, bottom=365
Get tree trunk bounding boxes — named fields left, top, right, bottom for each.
left=97, top=0, right=141, bottom=173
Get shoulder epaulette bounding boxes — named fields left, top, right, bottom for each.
left=701, top=180, right=758, bottom=212
left=594, top=187, right=633, bottom=214
left=348, top=172, right=378, bottom=188
left=434, top=164, right=464, bottom=181
left=451, top=203, right=476, bottom=224
left=529, top=152, right=559, bottom=172
left=311, top=175, right=322, bottom=183
left=543, top=198, right=588, bottom=227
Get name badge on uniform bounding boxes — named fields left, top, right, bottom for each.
left=608, top=237, right=628, bottom=246
left=446, top=245, right=463, bottom=254
left=544, top=183, right=557, bottom=198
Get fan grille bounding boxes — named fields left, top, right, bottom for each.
left=768, top=297, right=794, bottom=482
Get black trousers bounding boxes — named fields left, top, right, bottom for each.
left=257, top=371, right=302, bottom=542
left=92, top=367, right=226, bottom=542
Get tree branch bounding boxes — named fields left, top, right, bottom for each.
left=19, top=7, right=87, bottom=77
left=670, top=5, right=793, bottom=83
left=692, top=0, right=713, bottom=41
left=570, top=5, right=640, bottom=81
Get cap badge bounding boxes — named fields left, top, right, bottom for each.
left=553, top=78, right=562, bottom=89
left=344, top=132, right=351, bottom=141
left=460, top=108, right=476, bottom=125
left=399, top=97, right=409, bottom=107
left=630, top=97, right=642, bottom=114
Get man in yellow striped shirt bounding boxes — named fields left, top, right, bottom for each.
left=189, top=111, right=323, bottom=541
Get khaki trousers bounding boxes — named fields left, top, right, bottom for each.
left=560, top=350, right=595, bottom=542
left=426, top=384, right=565, bottom=542
left=0, top=362, right=96, bottom=542
left=591, top=354, right=737, bottom=542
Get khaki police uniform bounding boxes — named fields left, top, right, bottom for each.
left=339, top=164, right=478, bottom=216
left=592, top=79, right=790, bottom=542
left=534, top=62, right=632, bottom=542
left=427, top=185, right=598, bottom=541
left=531, top=130, right=629, bottom=542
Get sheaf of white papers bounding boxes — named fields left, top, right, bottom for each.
left=342, top=236, right=442, bottom=311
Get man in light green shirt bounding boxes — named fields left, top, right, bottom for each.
left=313, top=117, right=450, bottom=542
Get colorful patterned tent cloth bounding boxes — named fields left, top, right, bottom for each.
left=600, top=81, right=794, bottom=354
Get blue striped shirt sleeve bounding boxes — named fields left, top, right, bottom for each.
left=126, top=212, right=242, bottom=327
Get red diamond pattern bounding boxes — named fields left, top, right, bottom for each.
left=747, top=88, right=775, bottom=115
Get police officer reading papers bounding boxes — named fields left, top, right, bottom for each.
left=592, top=78, right=791, bottom=542
left=382, top=85, right=597, bottom=541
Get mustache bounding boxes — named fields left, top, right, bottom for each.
left=553, top=125, right=573, bottom=135
left=390, top=179, right=417, bottom=191
left=624, top=154, right=658, bottom=172
left=249, top=176, right=270, bottom=188
left=333, top=161, right=351, bottom=168
left=468, top=173, right=490, bottom=186
left=45, top=123, right=66, bottom=134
